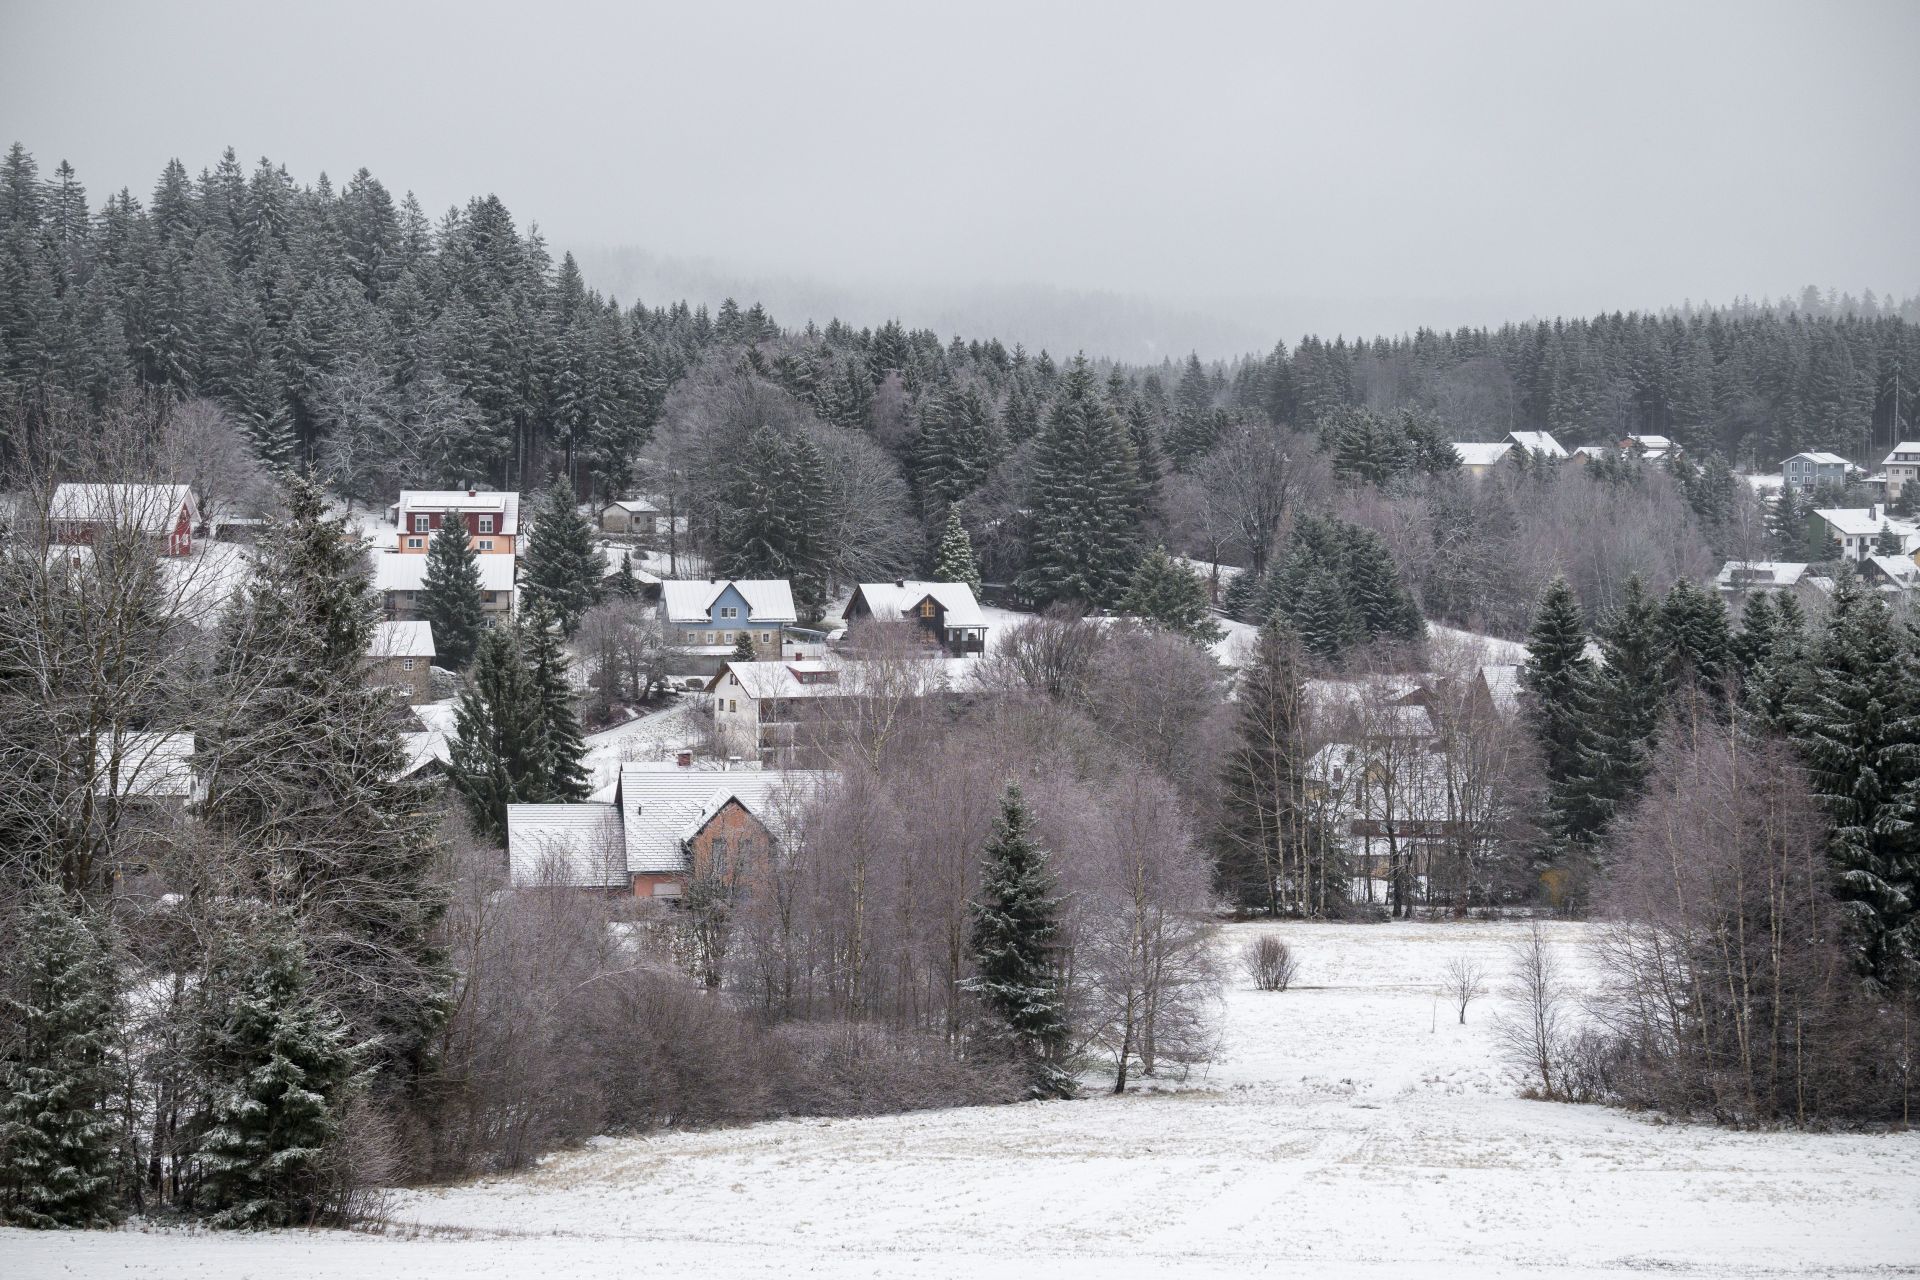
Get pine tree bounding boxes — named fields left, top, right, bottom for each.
left=195, top=919, right=361, bottom=1228
left=931, top=506, right=982, bottom=595
left=0, top=882, right=124, bottom=1228
left=730, top=630, right=757, bottom=664
left=1788, top=570, right=1920, bottom=989
left=1567, top=576, right=1670, bottom=847
left=1291, top=566, right=1363, bottom=663
left=1741, top=589, right=1808, bottom=728
left=521, top=603, right=591, bottom=802
left=1212, top=620, right=1337, bottom=916
left=965, top=784, right=1074, bottom=1099
left=1875, top=522, right=1905, bottom=555
left=1660, top=577, right=1733, bottom=711
left=1519, top=576, right=1593, bottom=854
left=449, top=626, right=548, bottom=842
left=521, top=478, right=603, bottom=635
left=1120, top=545, right=1224, bottom=644
left=418, top=515, right=485, bottom=670
left=1220, top=567, right=1266, bottom=623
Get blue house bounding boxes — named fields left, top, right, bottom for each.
left=661, top=579, right=801, bottom=674
left=1782, top=452, right=1850, bottom=492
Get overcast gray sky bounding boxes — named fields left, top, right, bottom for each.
left=3, top=0, right=1916, bottom=355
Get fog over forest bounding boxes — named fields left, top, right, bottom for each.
left=4, top=0, right=1916, bottom=355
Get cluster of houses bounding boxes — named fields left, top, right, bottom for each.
left=1449, top=431, right=1684, bottom=476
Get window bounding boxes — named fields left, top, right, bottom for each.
left=685, top=631, right=697, bottom=644
left=407, top=537, right=423, bottom=549
left=720, top=606, right=739, bottom=619
left=722, top=631, right=733, bottom=643
left=402, top=658, right=416, bottom=671
left=478, top=540, right=493, bottom=550
left=729, top=699, right=737, bottom=713
left=920, top=600, right=936, bottom=618
left=479, top=515, right=494, bottom=534
left=704, top=632, right=715, bottom=645
left=413, top=514, right=430, bottom=532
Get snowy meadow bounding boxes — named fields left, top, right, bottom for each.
left=9, top=919, right=1915, bottom=1280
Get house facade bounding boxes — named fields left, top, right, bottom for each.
left=1809, top=506, right=1920, bottom=562
left=661, top=579, right=800, bottom=674
left=598, top=496, right=686, bottom=539
left=1449, top=431, right=1566, bottom=477
left=1882, top=442, right=1920, bottom=501
left=1783, top=452, right=1849, bottom=492
left=369, top=620, right=436, bottom=702
left=506, top=763, right=832, bottom=899
left=372, top=551, right=516, bottom=625
left=49, top=483, right=197, bottom=557
left=391, top=490, right=520, bottom=554
left=843, top=580, right=989, bottom=655
left=707, top=657, right=981, bottom=760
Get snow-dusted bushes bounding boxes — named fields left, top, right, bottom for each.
left=1243, top=935, right=1301, bottom=992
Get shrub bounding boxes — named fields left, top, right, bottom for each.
left=1243, top=935, right=1301, bottom=992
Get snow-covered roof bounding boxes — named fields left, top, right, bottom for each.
left=661, top=579, right=798, bottom=624
left=710, top=656, right=985, bottom=702
left=371, top=552, right=517, bottom=593
left=850, top=580, right=987, bottom=629
left=93, top=730, right=196, bottom=799
left=1882, top=442, right=1920, bottom=464
left=1626, top=434, right=1672, bottom=449
left=1865, top=555, right=1920, bottom=591
left=614, top=765, right=833, bottom=875
left=1572, top=445, right=1614, bottom=460
left=601, top=497, right=660, bottom=515
left=507, top=803, right=628, bottom=888
left=49, top=483, right=195, bottom=535
left=1715, top=561, right=1809, bottom=589
left=1787, top=451, right=1849, bottom=466
left=395, top=490, right=521, bottom=534
left=596, top=544, right=662, bottom=584
left=1452, top=441, right=1512, bottom=467
left=1477, top=663, right=1522, bottom=717
left=1508, top=431, right=1567, bottom=459
left=1813, top=507, right=1920, bottom=539
left=370, top=620, right=435, bottom=660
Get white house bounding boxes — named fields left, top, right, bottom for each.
left=1450, top=430, right=1566, bottom=475
left=1507, top=430, right=1568, bottom=460
left=92, top=730, right=198, bottom=803
left=1810, top=506, right=1920, bottom=562
left=1881, top=442, right=1920, bottom=501
left=707, top=656, right=984, bottom=759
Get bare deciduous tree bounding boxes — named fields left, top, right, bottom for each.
left=1442, top=955, right=1488, bottom=1024
left=1495, top=922, right=1574, bottom=1098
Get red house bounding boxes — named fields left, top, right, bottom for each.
left=390, top=489, right=520, bottom=555
left=49, top=483, right=197, bottom=557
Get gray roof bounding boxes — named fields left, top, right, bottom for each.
left=614, top=764, right=832, bottom=874
left=506, top=803, right=627, bottom=887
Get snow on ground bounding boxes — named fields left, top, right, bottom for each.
left=13, top=920, right=1916, bottom=1279
left=581, top=700, right=706, bottom=795
left=1425, top=623, right=1529, bottom=665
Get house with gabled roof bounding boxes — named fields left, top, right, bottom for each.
left=1449, top=431, right=1566, bottom=476
left=843, top=580, right=988, bottom=655
left=50, top=483, right=197, bottom=556
left=506, top=763, right=832, bottom=901
left=1715, top=560, right=1810, bottom=595
left=1783, top=452, right=1850, bottom=492
left=372, top=551, right=516, bottom=625
left=1881, top=441, right=1920, bottom=501
left=1809, top=505, right=1920, bottom=562
left=369, top=620, right=436, bottom=702
left=661, top=578, right=800, bottom=673
left=706, top=656, right=984, bottom=759
left=391, top=489, right=520, bottom=555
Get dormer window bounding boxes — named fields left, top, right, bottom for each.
left=720, top=606, right=739, bottom=620
left=919, top=600, right=936, bottom=618
left=479, top=515, right=494, bottom=534
left=413, top=514, right=430, bottom=532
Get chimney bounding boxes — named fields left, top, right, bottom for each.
left=676, top=750, right=692, bottom=768
left=467, top=489, right=477, bottom=498
left=896, top=579, right=905, bottom=588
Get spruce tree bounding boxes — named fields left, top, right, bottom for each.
left=200, top=474, right=448, bottom=1085
left=1789, top=570, right=1920, bottom=989
left=612, top=551, right=641, bottom=599
left=1568, top=576, right=1670, bottom=846
left=449, top=626, right=548, bottom=842
left=1018, top=358, right=1141, bottom=608
left=0, top=882, right=124, bottom=1228
left=1220, top=567, right=1265, bottom=622
left=965, top=784, right=1074, bottom=1099
left=1519, top=576, right=1594, bottom=854
left=195, top=920, right=361, bottom=1228
left=1120, top=545, right=1224, bottom=644
left=1291, top=566, right=1363, bottom=663
left=521, top=603, right=591, bottom=802
left=521, top=478, right=602, bottom=635
left=1659, top=577, right=1733, bottom=712
left=418, top=514, right=485, bottom=671
left=730, top=630, right=758, bottom=663
left=932, top=506, right=983, bottom=596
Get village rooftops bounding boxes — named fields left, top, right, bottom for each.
left=370, top=551, right=517, bottom=594
left=661, top=578, right=798, bottom=624
left=1789, top=451, right=1851, bottom=466
left=601, top=497, right=660, bottom=515
left=1883, top=441, right=1920, bottom=464
left=1812, top=506, right=1920, bottom=539
left=709, top=656, right=986, bottom=701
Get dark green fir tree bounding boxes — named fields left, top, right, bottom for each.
left=521, top=478, right=603, bottom=635
left=932, top=506, right=983, bottom=596
left=1120, top=545, right=1224, bottom=644
left=418, top=514, right=485, bottom=670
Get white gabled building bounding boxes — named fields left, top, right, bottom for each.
left=1810, top=505, right=1920, bottom=562
left=372, top=551, right=517, bottom=624
left=707, top=656, right=985, bottom=759
left=1882, top=441, right=1920, bottom=501
left=1715, top=561, right=1811, bottom=595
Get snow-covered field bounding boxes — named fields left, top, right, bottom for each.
left=10, top=921, right=1917, bottom=1279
